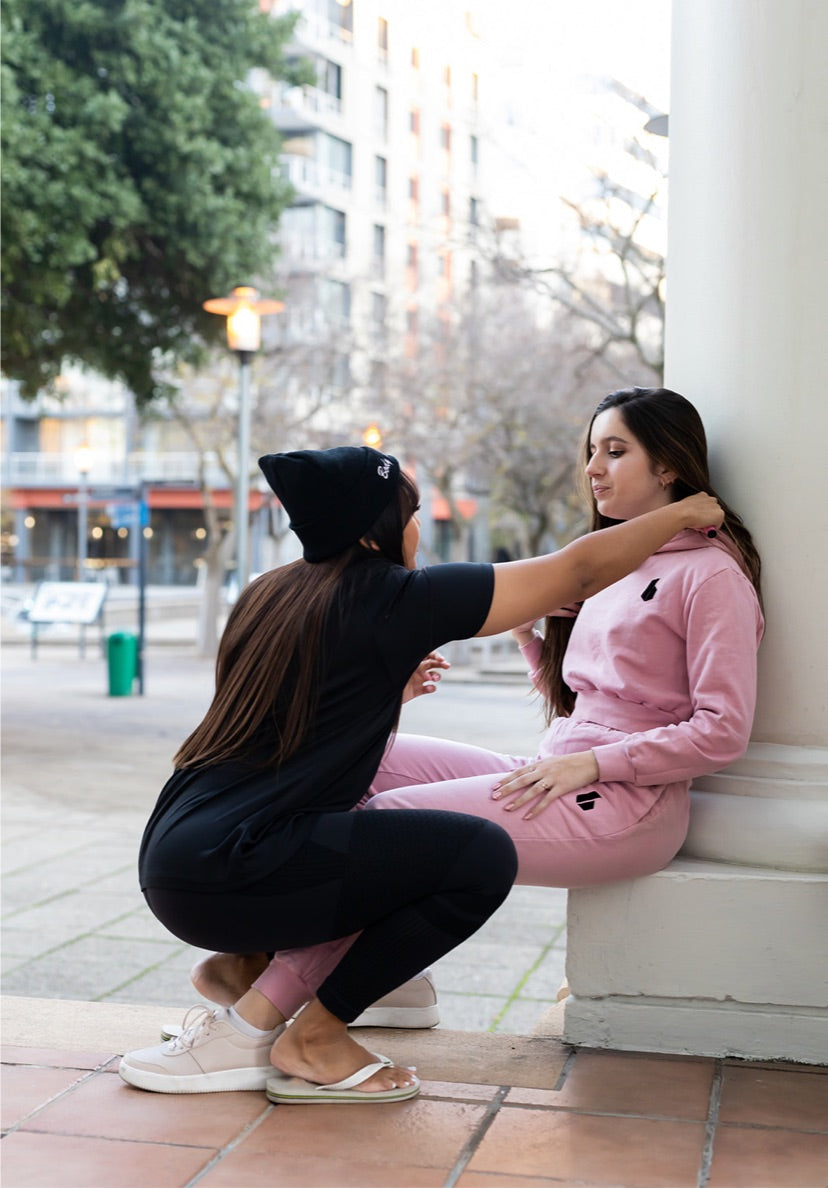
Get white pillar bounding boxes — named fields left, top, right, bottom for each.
left=563, top=0, right=828, bottom=1062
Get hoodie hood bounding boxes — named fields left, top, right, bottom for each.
left=656, top=528, right=751, bottom=578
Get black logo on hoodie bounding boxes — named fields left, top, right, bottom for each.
left=641, top=579, right=660, bottom=602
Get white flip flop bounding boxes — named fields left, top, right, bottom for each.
left=265, top=1054, right=420, bottom=1105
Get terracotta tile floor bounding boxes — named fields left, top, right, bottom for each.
left=3, top=1026, right=827, bottom=1188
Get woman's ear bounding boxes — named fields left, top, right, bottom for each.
left=656, top=467, right=677, bottom=488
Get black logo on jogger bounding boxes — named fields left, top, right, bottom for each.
left=576, top=791, right=601, bottom=811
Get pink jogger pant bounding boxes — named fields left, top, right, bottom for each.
left=253, top=729, right=690, bottom=1016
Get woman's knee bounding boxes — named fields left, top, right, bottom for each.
left=457, top=817, right=518, bottom=899
left=482, top=818, right=519, bottom=882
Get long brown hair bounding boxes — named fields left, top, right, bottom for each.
left=537, top=387, right=763, bottom=722
left=174, top=470, right=421, bottom=770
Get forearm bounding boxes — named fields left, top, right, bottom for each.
left=562, top=502, right=700, bottom=601
left=593, top=713, right=753, bottom=786
left=481, top=496, right=718, bottom=637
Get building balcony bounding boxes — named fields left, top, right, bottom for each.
left=4, top=451, right=231, bottom=491
left=277, top=232, right=347, bottom=270
left=279, top=156, right=352, bottom=202
left=288, top=10, right=353, bottom=56
left=271, top=82, right=344, bottom=132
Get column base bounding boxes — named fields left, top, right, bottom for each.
left=562, top=858, right=828, bottom=1064
left=562, top=996, right=825, bottom=1064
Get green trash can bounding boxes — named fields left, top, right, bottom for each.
left=107, top=631, right=137, bottom=696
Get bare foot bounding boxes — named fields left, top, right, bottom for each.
left=270, top=1000, right=417, bottom=1094
left=191, top=952, right=270, bottom=1006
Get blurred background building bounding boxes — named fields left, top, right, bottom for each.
left=1, top=0, right=669, bottom=586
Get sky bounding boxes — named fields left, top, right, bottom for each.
left=481, top=0, right=670, bottom=107
left=478, top=0, right=672, bottom=258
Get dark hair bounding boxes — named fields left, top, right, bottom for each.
left=538, top=387, right=763, bottom=721
left=358, top=469, right=420, bottom=566
left=174, top=470, right=421, bottom=770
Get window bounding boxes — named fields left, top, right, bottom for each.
left=440, top=123, right=451, bottom=152
left=441, top=190, right=451, bottom=217
left=325, top=134, right=352, bottom=183
left=322, top=205, right=346, bottom=255
left=406, top=308, right=418, bottom=335
left=409, top=176, right=419, bottom=202
left=470, top=134, right=478, bottom=167
left=375, top=155, right=387, bottom=205
left=411, top=46, right=420, bottom=69
left=469, top=196, right=479, bottom=226
left=329, top=0, right=353, bottom=39
left=465, top=10, right=482, bottom=36
left=471, top=72, right=479, bottom=103
left=319, top=59, right=342, bottom=100
left=377, top=17, right=388, bottom=54
left=410, top=108, right=420, bottom=135
left=373, top=224, right=386, bottom=260
left=375, top=86, right=389, bottom=138
left=443, top=65, right=452, bottom=88
left=331, top=352, right=351, bottom=390
left=407, top=243, right=418, bottom=270
left=322, top=278, right=351, bottom=324
left=372, top=292, right=387, bottom=325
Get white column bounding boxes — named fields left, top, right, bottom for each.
left=562, top=0, right=828, bottom=1062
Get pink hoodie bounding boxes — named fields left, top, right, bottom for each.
left=523, top=531, right=764, bottom=789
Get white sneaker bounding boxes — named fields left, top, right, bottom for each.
left=160, top=972, right=440, bottom=1042
left=351, top=972, right=440, bottom=1029
left=120, top=1006, right=283, bottom=1093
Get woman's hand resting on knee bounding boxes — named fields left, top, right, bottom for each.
left=491, top=751, right=599, bottom=819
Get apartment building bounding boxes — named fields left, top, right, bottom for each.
left=1, top=0, right=506, bottom=584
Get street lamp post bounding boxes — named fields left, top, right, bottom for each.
left=74, top=443, right=93, bottom=581
left=203, top=286, right=283, bottom=593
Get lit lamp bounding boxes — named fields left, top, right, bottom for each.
left=362, top=423, right=383, bottom=449
left=202, top=285, right=283, bottom=592
left=74, top=443, right=93, bottom=581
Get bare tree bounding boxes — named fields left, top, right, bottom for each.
left=490, top=81, right=667, bottom=384
left=372, top=291, right=613, bottom=562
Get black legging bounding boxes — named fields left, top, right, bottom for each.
left=144, top=807, right=517, bottom=1022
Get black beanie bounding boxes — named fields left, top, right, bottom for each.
left=258, top=446, right=401, bottom=562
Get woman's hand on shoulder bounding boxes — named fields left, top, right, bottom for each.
left=491, top=751, right=599, bottom=819
left=511, top=620, right=538, bottom=646
left=674, top=492, right=724, bottom=532
left=402, top=651, right=451, bottom=704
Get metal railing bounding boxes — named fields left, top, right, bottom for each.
left=6, top=452, right=231, bottom=489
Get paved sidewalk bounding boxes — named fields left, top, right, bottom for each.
left=5, top=997, right=827, bottom=1188
left=1, top=638, right=564, bottom=1032
left=4, top=636, right=827, bottom=1186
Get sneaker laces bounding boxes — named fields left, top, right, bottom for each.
left=165, top=1005, right=222, bottom=1053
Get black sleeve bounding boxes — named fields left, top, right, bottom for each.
left=378, top=562, right=495, bottom=681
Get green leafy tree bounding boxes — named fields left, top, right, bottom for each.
left=1, top=0, right=307, bottom=404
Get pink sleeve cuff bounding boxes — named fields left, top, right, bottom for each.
left=593, top=741, right=636, bottom=784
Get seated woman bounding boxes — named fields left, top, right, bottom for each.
left=185, top=387, right=763, bottom=1026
